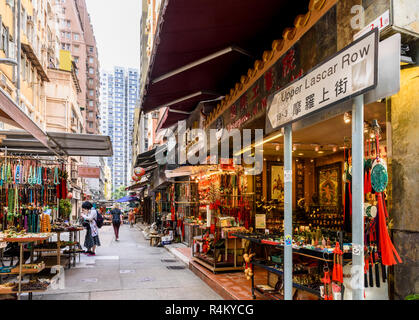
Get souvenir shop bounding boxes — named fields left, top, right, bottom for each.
left=197, top=4, right=409, bottom=298
left=182, top=163, right=252, bottom=272
left=0, top=154, right=84, bottom=299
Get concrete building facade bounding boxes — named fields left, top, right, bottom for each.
left=57, top=0, right=100, bottom=134
left=101, top=67, right=139, bottom=192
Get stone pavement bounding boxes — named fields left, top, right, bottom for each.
left=28, top=224, right=222, bottom=300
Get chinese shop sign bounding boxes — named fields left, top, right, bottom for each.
left=267, top=29, right=378, bottom=131
left=78, top=166, right=100, bottom=179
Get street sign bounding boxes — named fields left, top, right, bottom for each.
left=267, top=29, right=378, bottom=132
left=78, top=166, right=100, bottom=179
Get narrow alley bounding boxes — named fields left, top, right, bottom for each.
left=30, top=225, right=221, bottom=300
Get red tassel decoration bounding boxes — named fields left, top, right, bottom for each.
left=376, top=193, right=402, bottom=266
left=332, top=243, right=343, bottom=283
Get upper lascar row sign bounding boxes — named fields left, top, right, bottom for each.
left=266, top=29, right=378, bottom=133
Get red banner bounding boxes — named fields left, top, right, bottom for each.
left=78, top=166, right=100, bottom=179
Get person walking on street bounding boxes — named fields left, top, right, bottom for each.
left=111, top=203, right=123, bottom=241
left=128, top=209, right=135, bottom=228
left=81, top=201, right=101, bottom=256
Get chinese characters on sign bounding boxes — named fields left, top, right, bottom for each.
left=224, top=48, right=304, bottom=133
left=267, top=30, right=378, bottom=131
left=78, top=166, right=101, bottom=179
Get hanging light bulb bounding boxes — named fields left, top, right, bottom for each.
left=314, top=145, right=320, bottom=152
left=293, top=145, right=297, bottom=151
left=333, top=146, right=337, bottom=153
left=344, top=112, right=351, bottom=124
left=276, top=145, right=280, bottom=151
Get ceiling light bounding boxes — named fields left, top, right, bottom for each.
left=318, top=151, right=324, bottom=154
left=298, top=153, right=304, bottom=156
left=293, top=145, right=297, bottom=151
left=333, top=146, right=337, bottom=153
left=234, top=132, right=283, bottom=156
left=344, top=112, right=351, bottom=124
left=314, top=145, right=320, bottom=152
left=276, top=145, right=280, bottom=151
left=310, top=159, right=314, bottom=163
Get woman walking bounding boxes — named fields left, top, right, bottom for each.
left=81, top=201, right=101, bottom=256
left=111, top=203, right=123, bottom=241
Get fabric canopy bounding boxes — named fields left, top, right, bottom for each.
left=141, top=0, right=305, bottom=114
left=115, top=196, right=140, bottom=203
left=0, top=130, right=113, bottom=157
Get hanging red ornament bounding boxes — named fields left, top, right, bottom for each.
left=134, top=167, right=146, bottom=177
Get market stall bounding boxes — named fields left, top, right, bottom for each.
left=188, top=163, right=252, bottom=273
left=0, top=155, right=85, bottom=300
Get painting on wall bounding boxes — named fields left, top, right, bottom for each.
left=268, top=162, right=284, bottom=203
left=316, top=163, right=342, bottom=208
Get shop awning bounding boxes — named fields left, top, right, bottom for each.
left=141, top=0, right=305, bottom=114
left=0, top=130, right=113, bottom=157
left=0, top=87, right=51, bottom=151
left=115, top=196, right=140, bottom=203
left=134, top=144, right=168, bottom=168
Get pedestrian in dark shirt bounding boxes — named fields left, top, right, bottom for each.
left=111, top=203, right=123, bottom=241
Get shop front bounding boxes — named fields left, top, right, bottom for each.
left=199, top=0, right=417, bottom=300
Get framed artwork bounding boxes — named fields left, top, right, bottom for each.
left=267, top=162, right=284, bottom=202
left=316, top=162, right=342, bottom=208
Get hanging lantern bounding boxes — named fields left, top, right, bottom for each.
left=134, top=167, right=146, bottom=177
left=67, top=192, right=73, bottom=200
left=132, top=175, right=140, bottom=182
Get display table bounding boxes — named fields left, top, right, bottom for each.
left=0, top=233, right=53, bottom=300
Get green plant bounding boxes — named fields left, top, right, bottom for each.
left=405, top=294, right=419, bottom=300
left=112, top=185, right=127, bottom=200
left=59, top=199, right=72, bottom=219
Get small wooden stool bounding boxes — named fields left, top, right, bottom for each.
left=149, top=235, right=161, bottom=247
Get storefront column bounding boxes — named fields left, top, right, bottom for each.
left=284, top=124, right=293, bottom=300
left=351, top=94, right=365, bottom=300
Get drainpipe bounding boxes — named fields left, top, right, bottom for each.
left=16, top=0, right=21, bottom=105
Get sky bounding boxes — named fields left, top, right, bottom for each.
left=85, top=0, right=141, bottom=72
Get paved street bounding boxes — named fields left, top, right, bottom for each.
left=30, top=224, right=222, bottom=300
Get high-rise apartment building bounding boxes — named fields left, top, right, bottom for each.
left=56, top=0, right=100, bottom=134
left=101, top=67, right=139, bottom=192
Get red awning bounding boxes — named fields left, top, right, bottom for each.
left=141, top=0, right=307, bottom=113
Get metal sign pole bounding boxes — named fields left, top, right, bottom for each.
left=284, top=124, right=293, bottom=300
left=352, top=94, right=365, bottom=300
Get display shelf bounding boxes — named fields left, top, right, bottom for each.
left=251, top=260, right=322, bottom=298
left=232, top=233, right=351, bottom=262
left=0, top=265, right=45, bottom=276
left=1, top=235, right=53, bottom=243
left=0, top=286, right=48, bottom=295
left=254, top=286, right=283, bottom=300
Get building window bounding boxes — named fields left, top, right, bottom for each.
left=74, top=33, right=79, bottom=41
left=89, top=57, right=94, bottom=64
left=89, top=67, right=94, bottom=75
